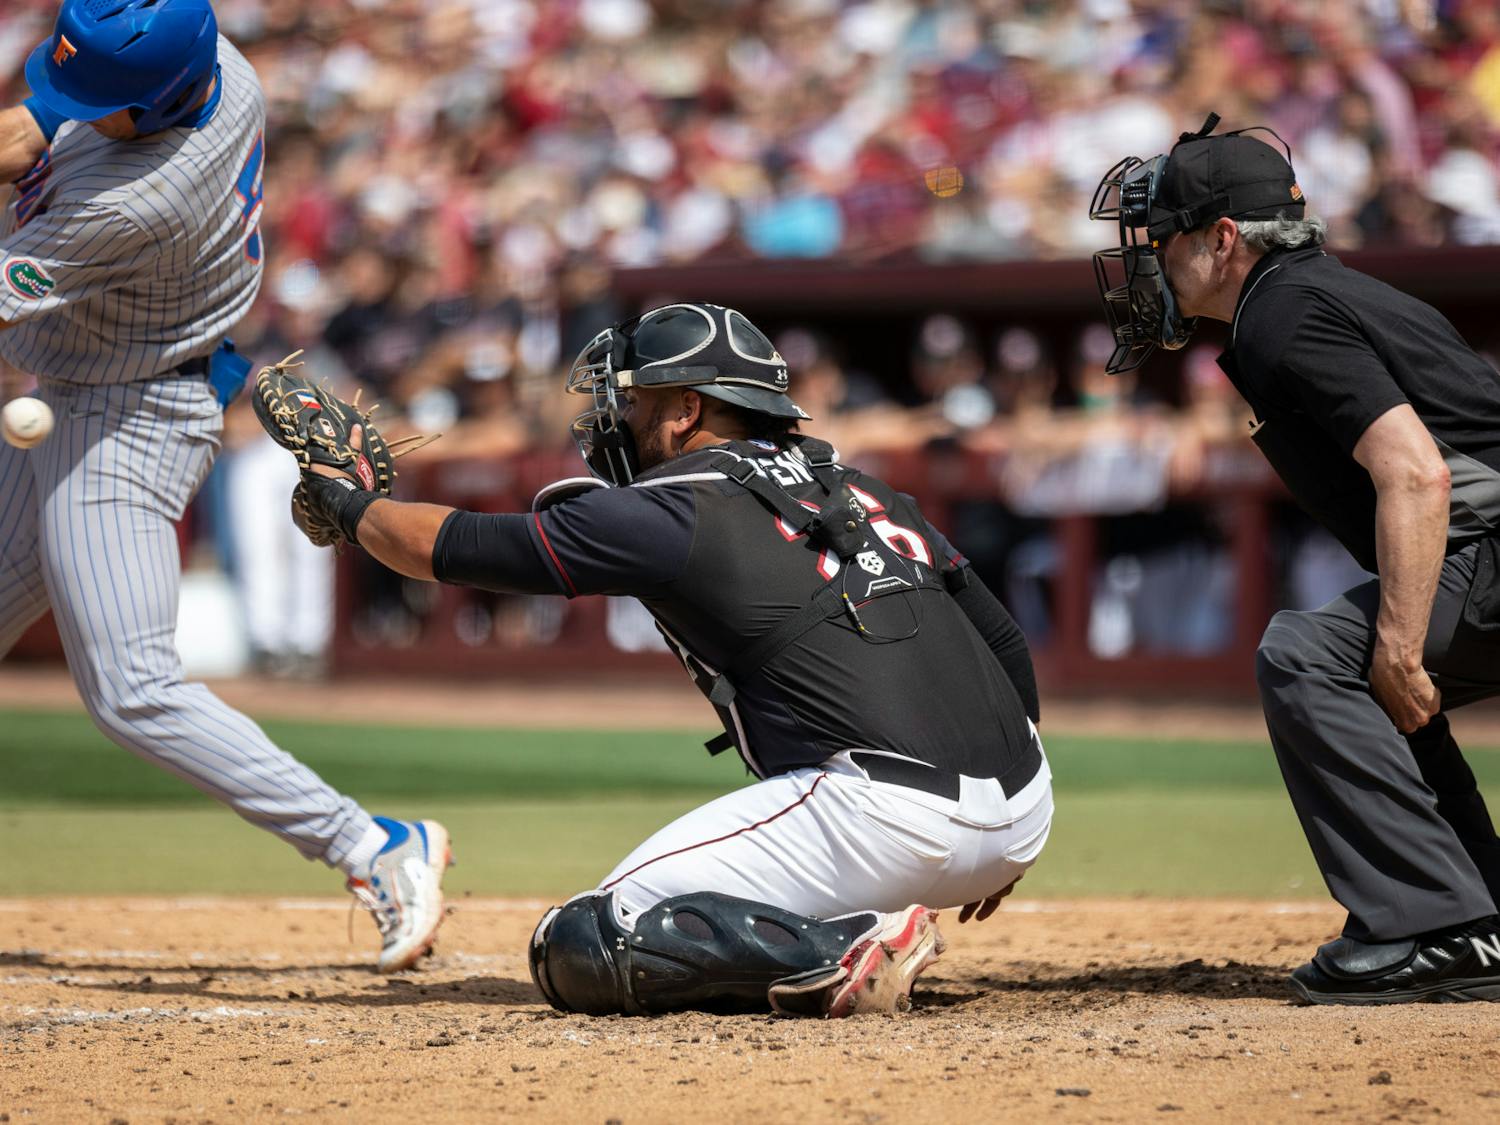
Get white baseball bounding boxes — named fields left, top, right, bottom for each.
left=2, top=397, right=54, bottom=449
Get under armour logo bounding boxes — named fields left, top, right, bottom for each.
left=775, top=368, right=788, bottom=386
left=1472, top=932, right=1500, bottom=968
left=857, top=550, right=885, bottom=576
left=53, top=35, right=77, bottom=66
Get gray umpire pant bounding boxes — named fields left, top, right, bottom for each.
left=1257, top=541, right=1500, bottom=943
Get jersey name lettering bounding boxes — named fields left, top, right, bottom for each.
left=753, top=451, right=814, bottom=487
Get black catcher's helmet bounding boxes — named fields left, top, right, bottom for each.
left=567, top=303, right=810, bottom=485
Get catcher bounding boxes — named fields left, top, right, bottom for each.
left=253, top=303, right=1052, bottom=1017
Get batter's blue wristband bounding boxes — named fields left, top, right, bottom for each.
left=22, top=96, right=67, bottom=144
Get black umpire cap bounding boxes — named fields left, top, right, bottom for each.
left=1147, top=119, right=1306, bottom=242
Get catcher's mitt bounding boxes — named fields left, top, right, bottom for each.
left=251, top=351, right=437, bottom=546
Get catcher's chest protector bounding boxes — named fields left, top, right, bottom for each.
left=651, top=437, right=944, bottom=770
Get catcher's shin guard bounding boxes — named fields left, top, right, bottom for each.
left=527, top=891, right=884, bottom=1016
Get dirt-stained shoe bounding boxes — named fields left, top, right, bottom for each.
left=769, top=905, right=945, bottom=1017
left=348, top=817, right=453, bottom=972
left=1290, top=915, right=1500, bottom=1005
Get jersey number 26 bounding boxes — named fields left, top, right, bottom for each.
left=775, top=483, right=933, bottom=580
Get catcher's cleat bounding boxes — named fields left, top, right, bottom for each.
left=769, top=905, right=945, bottom=1017
left=348, top=817, right=453, bottom=973
left=1289, top=915, right=1500, bottom=1005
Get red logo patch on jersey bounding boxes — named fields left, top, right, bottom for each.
left=356, top=456, right=375, bottom=491
left=53, top=35, right=77, bottom=66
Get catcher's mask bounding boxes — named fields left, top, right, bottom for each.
left=566, top=302, right=810, bottom=485
left=1089, top=112, right=1302, bottom=373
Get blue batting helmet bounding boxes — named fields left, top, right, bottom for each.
left=25, top=0, right=219, bottom=135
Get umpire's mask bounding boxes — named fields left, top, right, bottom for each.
left=566, top=303, right=811, bottom=485
left=1089, top=112, right=1304, bottom=373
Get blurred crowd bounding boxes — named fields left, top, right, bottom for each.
left=5, top=0, right=1499, bottom=668
left=6, top=0, right=1499, bottom=435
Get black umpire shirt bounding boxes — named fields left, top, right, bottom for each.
left=1218, top=246, right=1500, bottom=573
left=428, top=439, right=1036, bottom=783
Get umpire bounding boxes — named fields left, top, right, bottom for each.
left=1092, top=116, right=1500, bottom=1004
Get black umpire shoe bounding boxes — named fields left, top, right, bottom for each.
left=1290, top=916, right=1500, bottom=1005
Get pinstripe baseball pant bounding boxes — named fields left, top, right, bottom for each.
left=0, top=376, right=375, bottom=868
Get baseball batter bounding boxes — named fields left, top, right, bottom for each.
left=260, top=302, right=1054, bottom=1017
left=0, top=0, right=449, bottom=970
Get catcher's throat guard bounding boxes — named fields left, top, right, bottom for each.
left=1089, top=152, right=1197, bottom=374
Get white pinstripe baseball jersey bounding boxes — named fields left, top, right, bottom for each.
left=0, top=27, right=392, bottom=918
left=0, top=34, right=263, bottom=383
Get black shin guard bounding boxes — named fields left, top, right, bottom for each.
left=529, top=891, right=878, bottom=1015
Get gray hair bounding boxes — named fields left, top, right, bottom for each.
left=1233, top=212, right=1328, bottom=253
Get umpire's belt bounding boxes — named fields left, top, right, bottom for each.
left=850, top=732, right=1042, bottom=802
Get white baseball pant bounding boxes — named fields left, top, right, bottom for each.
left=599, top=725, right=1053, bottom=919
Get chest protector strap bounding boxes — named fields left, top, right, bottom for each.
left=683, top=440, right=936, bottom=759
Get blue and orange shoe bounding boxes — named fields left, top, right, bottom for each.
left=347, top=817, right=453, bottom=972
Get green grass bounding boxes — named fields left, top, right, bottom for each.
left=2, top=707, right=1495, bottom=898
left=0, top=793, right=1328, bottom=899
left=0, top=799, right=707, bottom=896
left=0, top=710, right=747, bottom=805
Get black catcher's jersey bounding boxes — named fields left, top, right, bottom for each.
left=433, top=439, right=1033, bottom=781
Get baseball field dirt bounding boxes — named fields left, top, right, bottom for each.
left=4, top=898, right=1497, bottom=1123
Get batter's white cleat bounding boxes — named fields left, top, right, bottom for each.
left=770, top=905, right=946, bottom=1017
left=347, top=818, right=453, bottom=972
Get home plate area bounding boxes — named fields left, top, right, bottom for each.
left=2, top=898, right=1496, bottom=1122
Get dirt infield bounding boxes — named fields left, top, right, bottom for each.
left=4, top=899, right=1497, bottom=1123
